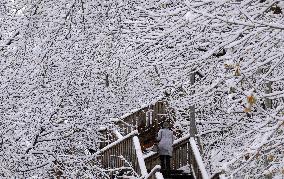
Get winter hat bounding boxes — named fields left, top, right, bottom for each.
left=163, top=121, right=170, bottom=128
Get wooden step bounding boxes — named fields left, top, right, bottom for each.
left=161, top=170, right=194, bottom=179
left=161, top=169, right=183, bottom=175
left=163, top=174, right=194, bottom=179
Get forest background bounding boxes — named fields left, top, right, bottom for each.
left=0, top=0, right=283, bottom=178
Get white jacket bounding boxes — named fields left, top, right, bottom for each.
left=156, top=128, right=174, bottom=156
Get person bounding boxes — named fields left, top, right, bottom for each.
left=156, top=121, right=174, bottom=172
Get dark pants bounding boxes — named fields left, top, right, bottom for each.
left=159, top=155, right=171, bottom=171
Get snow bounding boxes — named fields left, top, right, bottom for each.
left=173, top=134, right=190, bottom=145
left=96, top=130, right=138, bottom=154
left=144, top=165, right=162, bottom=179
left=178, top=164, right=191, bottom=174
left=183, top=11, right=197, bottom=22
left=113, top=129, right=123, bottom=139
left=1, top=0, right=283, bottom=178
left=132, top=136, right=148, bottom=176
left=154, top=172, right=164, bottom=179
left=190, top=137, right=210, bottom=179
left=219, top=174, right=226, bottom=179
left=118, top=96, right=164, bottom=120
left=110, top=118, right=120, bottom=122
left=143, top=151, right=156, bottom=159
left=98, top=126, right=107, bottom=132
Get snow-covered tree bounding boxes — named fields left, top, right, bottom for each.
left=1, top=0, right=283, bottom=178
left=115, top=0, right=284, bottom=177
left=0, top=0, right=121, bottom=177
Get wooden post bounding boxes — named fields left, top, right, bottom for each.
left=189, top=105, right=196, bottom=137
left=189, top=72, right=196, bottom=137
left=189, top=72, right=203, bottom=154
left=265, top=81, right=272, bottom=179
left=265, top=81, right=272, bottom=109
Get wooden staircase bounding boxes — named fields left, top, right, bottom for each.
left=92, top=100, right=223, bottom=179
left=93, top=130, right=215, bottom=179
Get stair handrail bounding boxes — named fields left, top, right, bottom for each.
left=133, top=135, right=148, bottom=176
left=189, top=137, right=210, bottom=179
left=96, top=130, right=138, bottom=155
left=96, top=130, right=153, bottom=178
left=144, top=135, right=211, bottom=179
left=95, top=130, right=140, bottom=176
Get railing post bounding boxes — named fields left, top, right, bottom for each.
left=133, top=136, right=148, bottom=176
left=189, top=72, right=196, bottom=138
left=189, top=72, right=203, bottom=154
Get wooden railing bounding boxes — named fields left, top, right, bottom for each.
left=114, top=100, right=169, bottom=135
left=144, top=135, right=210, bottom=179
left=190, top=137, right=209, bottom=179
left=96, top=131, right=143, bottom=177
left=144, top=135, right=190, bottom=171
left=96, top=129, right=211, bottom=179
left=98, top=127, right=119, bottom=149
left=96, top=130, right=156, bottom=178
